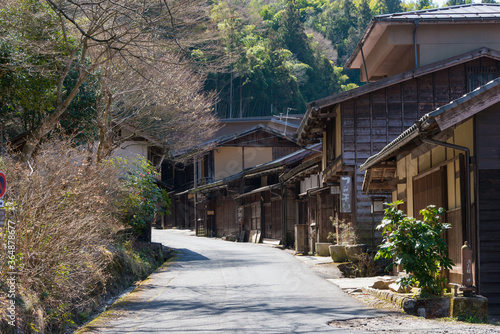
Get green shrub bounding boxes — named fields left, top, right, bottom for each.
left=375, top=201, right=454, bottom=296
left=113, top=156, right=170, bottom=237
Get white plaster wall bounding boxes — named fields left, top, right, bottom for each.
left=214, top=147, right=243, bottom=180
left=243, top=147, right=272, bottom=169
left=112, top=141, right=148, bottom=160
left=213, top=146, right=274, bottom=180
left=418, top=24, right=500, bottom=67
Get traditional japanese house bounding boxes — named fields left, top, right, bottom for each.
left=296, top=4, right=500, bottom=249
left=279, top=147, right=326, bottom=254
left=192, top=143, right=320, bottom=245
left=163, top=125, right=300, bottom=235
left=360, top=77, right=500, bottom=317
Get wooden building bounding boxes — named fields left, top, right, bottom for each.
left=279, top=150, right=332, bottom=255
left=163, top=125, right=300, bottom=236
left=360, top=77, right=500, bottom=317
left=296, top=4, right=500, bottom=248
left=192, top=143, right=320, bottom=245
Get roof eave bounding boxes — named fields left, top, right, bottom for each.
left=345, top=20, right=377, bottom=69
left=300, top=47, right=500, bottom=143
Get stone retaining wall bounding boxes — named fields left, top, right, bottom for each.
left=362, top=287, right=488, bottom=320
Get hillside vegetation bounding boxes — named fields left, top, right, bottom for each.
left=201, top=0, right=441, bottom=118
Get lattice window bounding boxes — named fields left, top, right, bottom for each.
left=466, top=66, right=500, bottom=92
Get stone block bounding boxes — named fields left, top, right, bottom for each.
left=402, top=298, right=416, bottom=311
left=405, top=297, right=450, bottom=319
left=417, top=308, right=426, bottom=318
left=345, top=244, right=367, bottom=261
left=316, top=242, right=331, bottom=256
left=329, top=245, right=347, bottom=262
left=450, top=295, right=488, bottom=322
left=389, top=283, right=411, bottom=293
left=371, top=279, right=395, bottom=290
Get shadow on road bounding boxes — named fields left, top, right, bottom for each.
left=174, top=248, right=210, bottom=262
left=90, top=294, right=381, bottom=333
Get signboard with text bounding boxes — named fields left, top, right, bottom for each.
left=340, top=176, right=352, bottom=213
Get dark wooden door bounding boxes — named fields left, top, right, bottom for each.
left=412, top=167, right=445, bottom=219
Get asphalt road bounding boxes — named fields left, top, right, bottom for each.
left=89, top=229, right=382, bottom=333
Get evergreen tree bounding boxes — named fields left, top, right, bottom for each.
left=205, top=0, right=362, bottom=118
left=381, top=0, right=403, bottom=14
left=266, top=30, right=306, bottom=113
left=444, top=0, right=472, bottom=6
left=417, top=0, right=433, bottom=10
left=279, top=0, right=314, bottom=64
left=358, top=0, right=373, bottom=31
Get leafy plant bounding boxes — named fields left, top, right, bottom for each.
left=456, top=314, right=486, bottom=324
left=114, top=156, right=171, bottom=237
left=375, top=201, right=454, bottom=295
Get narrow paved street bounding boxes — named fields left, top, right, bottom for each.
left=87, top=229, right=382, bottom=333
left=81, top=229, right=500, bottom=333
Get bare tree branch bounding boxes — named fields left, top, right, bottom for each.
left=1, top=0, right=223, bottom=162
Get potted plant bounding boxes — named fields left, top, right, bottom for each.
left=328, top=217, right=348, bottom=262
left=329, top=217, right=367, bottom=262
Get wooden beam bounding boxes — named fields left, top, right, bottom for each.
left=310, top=111, right=337, bottom=119
left=367, top=183, right=396, bottom=191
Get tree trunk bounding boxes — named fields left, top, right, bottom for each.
left=21, top=73, right=89, bottom=163
left=239, top=76, right=243, bottom=118
left=96, top=90, right=114, bottom=162
left=229, top=71, right=233, bottom=118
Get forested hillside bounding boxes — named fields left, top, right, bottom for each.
left=0, top=0, right=480, bottom=148
left=201, top=0, right=444, bottom=118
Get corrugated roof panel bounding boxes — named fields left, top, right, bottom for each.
left=376, top=4, right=500, bottom=22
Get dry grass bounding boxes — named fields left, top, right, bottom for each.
left=0, top=139, right=126, bottom=333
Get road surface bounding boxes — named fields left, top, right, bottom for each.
left=86, top=229, right=383, bottom=333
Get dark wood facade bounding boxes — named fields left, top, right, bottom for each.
left=360, top=80, right=500, bottom=316
left=310, top=56, right=500, bottom=246
left=477, top=170, right=500, bottom=316
left=164, top=126, right=300, bottom=234
left=215, top=193, right=239, bottom=238
left=476, top=105, right=500, bottom=316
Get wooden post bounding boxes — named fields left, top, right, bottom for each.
left=462, top=241, right=474, bottom=287
left=194, top=158, right=197, bottom=236
left=460, top=241, right=476, bottom=297
left=335, top=213, right=339, bottom=245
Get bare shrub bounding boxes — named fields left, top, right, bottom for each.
left=354, top=253, right=378, bottom=277
left=0, top=139, right=125, bottom=332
